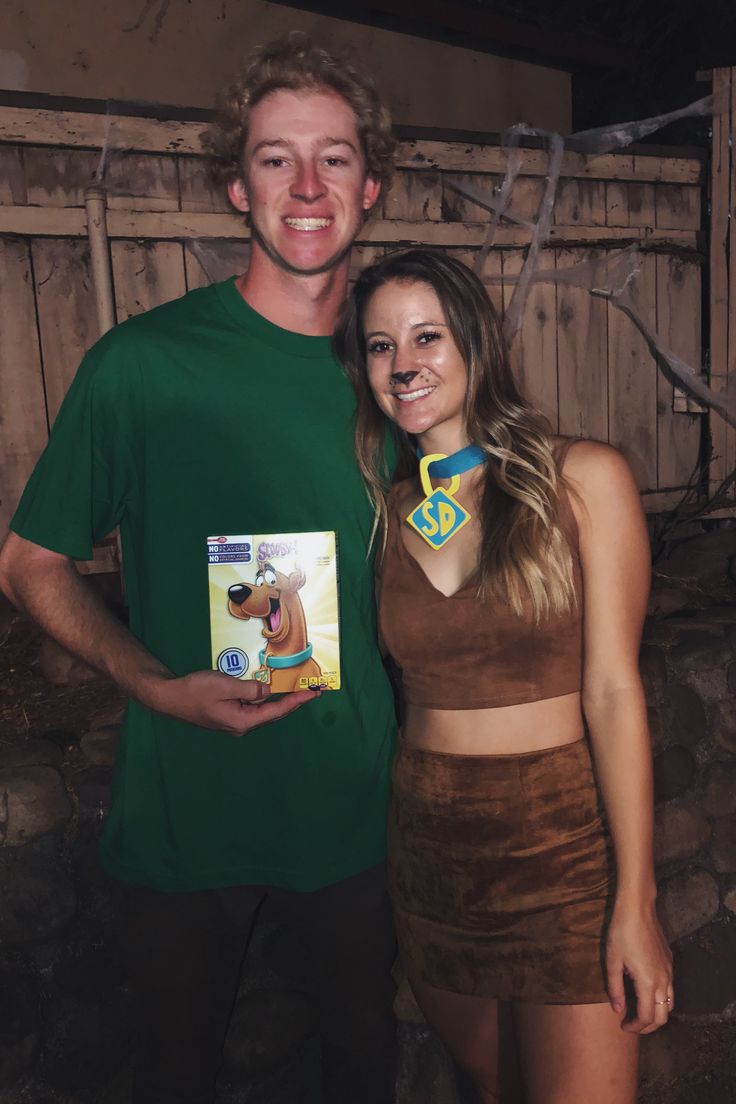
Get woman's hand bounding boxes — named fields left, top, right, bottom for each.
left=606, top=898, right=674, bottom=1034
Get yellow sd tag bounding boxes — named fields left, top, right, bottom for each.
left=405, top=454, right=471, bottom=550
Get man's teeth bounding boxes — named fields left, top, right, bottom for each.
left=396, top=386, right=435, bottom=403
left=284, top=217, right=331, bottom=231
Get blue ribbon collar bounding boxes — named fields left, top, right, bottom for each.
left=419, top=443, right=486, bottom=478
left=259, top=643, right=314, bottom=669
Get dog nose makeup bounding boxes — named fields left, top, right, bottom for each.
left=390, top=370, right=420, bottom=386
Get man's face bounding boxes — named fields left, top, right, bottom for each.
left=229, top=87, right=381, bottom=278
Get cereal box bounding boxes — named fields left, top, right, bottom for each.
left=207, top=531, right=340, bottom=692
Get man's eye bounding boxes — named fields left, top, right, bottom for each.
left=263, top=157, right=286, bottom=168
left=325, top=156, right=347, bottom=167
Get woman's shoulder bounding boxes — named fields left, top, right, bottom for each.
left=551, top=436, right=642, bottom=532
left=552, top=436, right=634, bottom=488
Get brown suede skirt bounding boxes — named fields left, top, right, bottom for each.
left=388, top=737, right=614, bottom=1005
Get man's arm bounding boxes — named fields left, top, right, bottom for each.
left=0, top=532, right=316, bottom=735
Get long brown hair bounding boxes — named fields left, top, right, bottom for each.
left=333, top=249, right=577, bottom=620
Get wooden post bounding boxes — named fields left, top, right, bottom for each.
left=709, top=67, right=736, bottom=499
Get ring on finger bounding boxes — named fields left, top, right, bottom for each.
left=654, top=996, right=672, bottom=1006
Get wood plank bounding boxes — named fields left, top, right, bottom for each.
left=383, top=170, right=442, bottom=221
left=178, top=155, right=233, bottom=214
left=0, top=107, right=204, bottom=156
left=0, top=146, right=27, bottom=204
left=607, top=252, right=658, bottom=489
left=605, top=180, right=630, bottom=227
left=708, top=67, right=733, bottom=494
left=111, top=240, right=187, bottom=320
left=555, top=248, right=608, bottom=441
left=0, top=238, right=48, bottom=538
left=441, top=173, right=501, bottom=222
left=655, top=184, right=700, bottom=230
left=655, top=254, right=703, bottom=489
left=446, top=247, right=504, bottom=317
left=503, top=250, right=559, bottom=427
left=626, top=182, right=656, bottom=228
left=0, top=204, right=701, bottom=250
left=24, top=147, right=98, bottom=206
left=24, top=147, right=180, bottom=210
left=31, top=238, right=99, bottom=424
left=554, top=180, right=606, bottom=227
left=640, top=488, right=704, bottom=513
left=105, top=152, right=180, bottom=211
left=0, top=108, right=703, bottom=183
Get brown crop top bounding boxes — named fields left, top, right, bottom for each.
left=378, top=463, right=583, bottom=710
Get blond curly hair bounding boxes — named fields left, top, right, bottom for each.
left=203, top=31, right=396, bottom=193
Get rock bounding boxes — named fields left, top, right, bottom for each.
left=0, top=766, right=71, bottom=846
left=686, top=665, right=729, bottom=703
left=654, top=803, right=711, bottom=866
left=668, top=630, right=730, bottom=673
left=396, top=1026, right=462, bottom=1104
left=673, top=923, right=736, bottom=1016
left=639, top=644, right=668, bottom=700
left=698, top=604, right=736, bottom=624
left=723, top=885, right=736, bottom=914
left=87, top=702, right=126, bottom=730
left=222, top=989, right=315, bottom=1078
left=0, top=737, right=64, bottom=769
left=657, top=869, right=720, bottom=942
left=79, top=726, right=120, bottom=768
left=38, top=634, right=98, bottom=686
left=643, top=619, right=679, bottom=647
left=653, top=746, right=696, bottom=803
left=658, top=530, right=736, bottom=587
left=40, top=989, right=131, bottom=1090
left=710, top=816, right=736, bottom=873
left=0, top=969, right=39, bottom=1088
left=72, top=767, right=113, bottom=818
left=0, top=596, right=15, bottom=648
left=661, top=685, right=706, bottom=747
left=647, top=706, right=665, bottom=750
left=728, top=662, right=736, bottom=695
left=712, top=699, right=736, bottom=755
left=0, top=862, right=76, bottom=943
left=395, top=974, right=424, bottom=1024
left=53, top=921, right=125, bottom=996
left=703, top=761, right=736, bottom=817
left=639, top=1019, right=696, bottom=1087
left=647, top=587, right=692, bottom=616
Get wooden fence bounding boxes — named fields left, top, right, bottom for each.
left=0, top=103, right=707, bottom=558
left=709, top=66, right=736, bottom=499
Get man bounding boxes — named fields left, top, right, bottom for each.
left=0, top=33, right=398, bottom=1104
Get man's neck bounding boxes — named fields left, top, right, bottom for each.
left=235, top=248, right=350, bottom=336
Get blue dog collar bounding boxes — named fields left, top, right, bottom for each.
left=259, top=643, right=314, bottom=669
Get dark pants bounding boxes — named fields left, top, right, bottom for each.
left=119, top=864, right=397, bottom=1104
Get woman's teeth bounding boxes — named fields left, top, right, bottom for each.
left=284, top=217, right=331, bottom=231
left=395, top=386, right=435, bottom=403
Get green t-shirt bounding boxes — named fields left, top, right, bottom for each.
left=12, top=278, right=396, bottom=892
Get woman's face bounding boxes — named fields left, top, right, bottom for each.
left=362, top=279, right=469, bottom=447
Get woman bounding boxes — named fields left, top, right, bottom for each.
left=334, top=249, right=672, bottom=1104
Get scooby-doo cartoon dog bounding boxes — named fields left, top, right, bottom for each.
left=227, top=562, right=323, bottom=692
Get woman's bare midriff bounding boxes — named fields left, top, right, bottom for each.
left=403, top=691, right=585, bottom=755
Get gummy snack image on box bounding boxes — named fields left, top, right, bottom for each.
left=207, top=531, right=340, bottom=692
